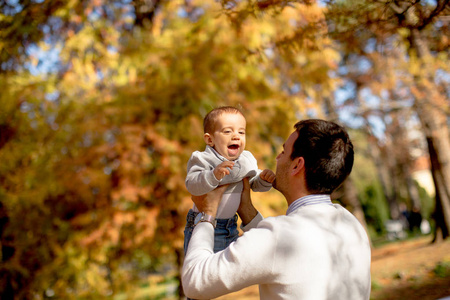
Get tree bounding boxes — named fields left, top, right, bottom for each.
left=324, top=0, right=450, bottom=241
left=1, top=0, right=337, bottom=298
left=390, top=0, right=450, bottom=242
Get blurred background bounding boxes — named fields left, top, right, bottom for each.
left=0, top=0, right=449, bottom=299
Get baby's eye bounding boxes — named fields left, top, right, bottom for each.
left=239, top=131, right=245, bottom=135
left=223, top=130, right=232, bottom=134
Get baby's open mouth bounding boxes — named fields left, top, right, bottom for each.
left=227, top=144, right=240, bottom=157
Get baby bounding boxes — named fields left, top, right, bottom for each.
left=184, top=106, right=275, bottom=254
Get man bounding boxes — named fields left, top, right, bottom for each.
left=182, top=119, right=371, bottom=300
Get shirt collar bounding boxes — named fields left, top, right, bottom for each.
left=205, top=145, right=226, bottom=161
left=286, top=194, right=333, bottom=215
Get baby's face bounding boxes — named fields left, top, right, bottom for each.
left=207, top=113, right=246, bottom=161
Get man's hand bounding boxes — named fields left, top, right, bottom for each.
left=260, top=169, right=275, bottom=184
left=191, top=184, right=229, bottom=218
left=237, top=178, right=258, bottom=226
left=213, top=161, right=235, bottom=181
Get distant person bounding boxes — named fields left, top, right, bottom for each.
left=182, top=119, right=371, bottom=300
left=408, top=206, right=423, bottom=233
left=184, top=106, right=275, bottom=254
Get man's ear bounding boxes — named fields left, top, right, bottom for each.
left=204, top=133, right=214, bottom=147
left=291, top=157, right=305, bottom=176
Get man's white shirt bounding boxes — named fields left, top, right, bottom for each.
left=182, top=195, right=371, bottom=300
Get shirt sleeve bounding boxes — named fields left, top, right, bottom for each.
left=182, top=217, right=277, bottom=299
left=241, top=211, right=264, bottom=232
left=185, top=151, right=221, bottom=196
left=250, top=171, right=272, bottom=192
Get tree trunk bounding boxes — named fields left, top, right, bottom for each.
left=366, top=134, right=400, bottom=220
left=388, top=0, right=450, bottom=242
left=426, top=136, right=450, bottom=241
left=408, top=28, right=450, bottom=241
left=414, top=78, right=450, bottom=242
left=389, top=111, right=422, bottom=210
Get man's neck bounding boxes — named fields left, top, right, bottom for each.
left=285, top=190, right=310, bottom=207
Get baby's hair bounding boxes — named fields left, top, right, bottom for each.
left=203, top=106, right=245, bottom=134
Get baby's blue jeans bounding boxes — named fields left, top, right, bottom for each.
left=183, top=209, right=239, bottom=255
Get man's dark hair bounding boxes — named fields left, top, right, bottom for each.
left=203, top=106, right=244, bottom=134
left=292, top=119, right=354, bottom=194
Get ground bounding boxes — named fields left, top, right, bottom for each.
left=370, top=236, right=450, bottom=300
left=214, top=235, right=450, bottom=300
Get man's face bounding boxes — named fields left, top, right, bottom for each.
left=273, top=131, right=298, bottom=193
left=205, top=113, right=246, bottom=161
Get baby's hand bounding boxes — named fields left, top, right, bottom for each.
left=260, top=169, right=275, bottom=183
left=214, top=161, right=235, bottom=181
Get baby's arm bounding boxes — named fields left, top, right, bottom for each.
left=185, top=153, right=220, bottom=196
left=250, top=169, right=274, bottom=192
left=185, top=152, right=236, bottom=196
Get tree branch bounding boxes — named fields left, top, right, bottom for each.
left=418, top=0, right=450, bottom=30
